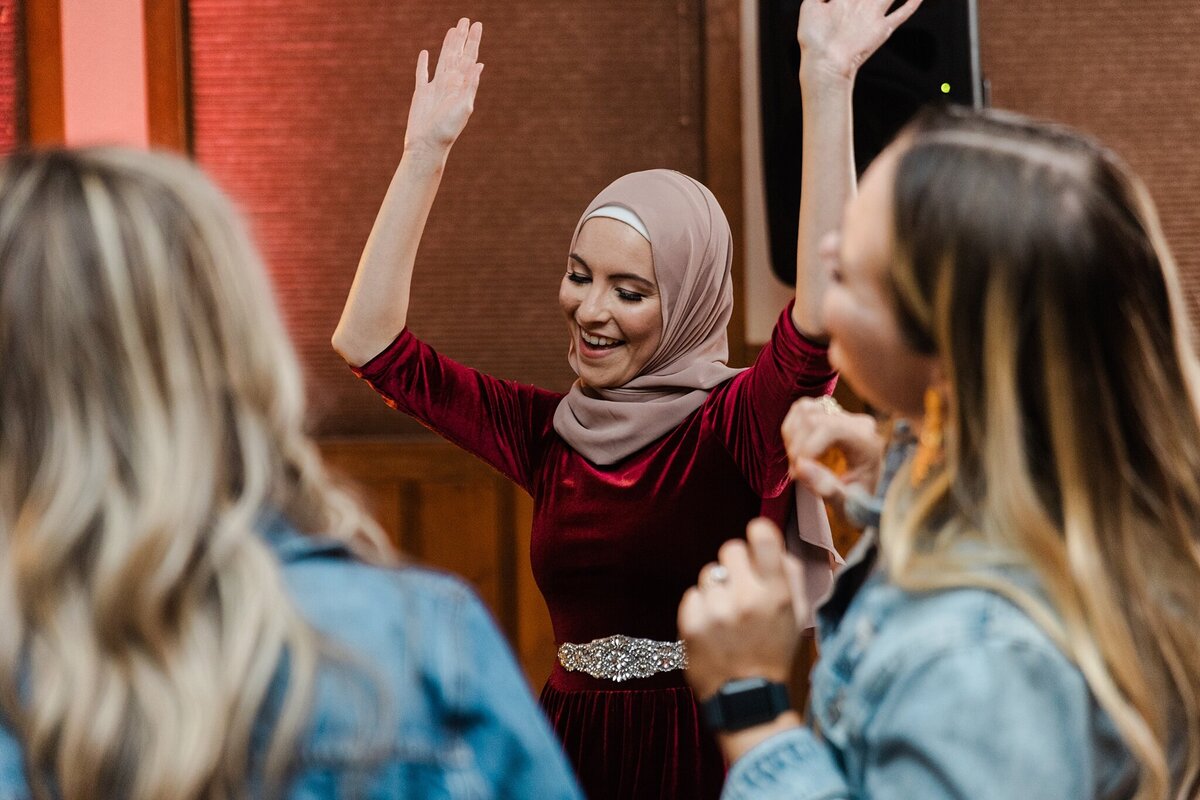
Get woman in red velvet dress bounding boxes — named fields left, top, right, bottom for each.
left=334, top=7, right=919, bottom=797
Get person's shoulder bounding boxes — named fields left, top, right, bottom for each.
left=265, top=526, right=513, bottom=783
left=263, top=519, right=486, bottom=641
left=285, top=548, right=481, bottom=637
left=813, top=576, right=1131, bottom=800
left=820, top=574, right=1085, bottom=727
left=851, top=572, right=1077, bottom=685
left=907, top=579, right=1058, bottom=644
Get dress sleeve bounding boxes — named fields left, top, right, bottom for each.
left=351, top=330, right=557, bottom=493
left=706, top=302, right=837, bottom=496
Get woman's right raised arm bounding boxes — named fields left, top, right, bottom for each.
left=332, top=18, right=483, bottom=367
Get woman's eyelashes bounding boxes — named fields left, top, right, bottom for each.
left=565, top=271, right=645, bottom=302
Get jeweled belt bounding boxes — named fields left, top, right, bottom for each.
left=557, top=634, right=688, bottom=683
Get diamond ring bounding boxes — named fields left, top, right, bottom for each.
left=816, top=395, right=842, bottom=415
left=705, top=564, right=730, bottom=587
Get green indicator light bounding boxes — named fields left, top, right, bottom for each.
left=940, top=82, right=952, bottom=94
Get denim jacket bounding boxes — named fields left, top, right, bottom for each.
left=722, top=531, right=1137, bottom=800
left=0, top=520, right=582, bottom=800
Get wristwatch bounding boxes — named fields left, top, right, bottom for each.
left=700, top=677, right=791, bottom=732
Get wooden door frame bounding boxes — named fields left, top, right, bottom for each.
left=23, top=0, right=63, bottom=144
left=144, top=0, right=190, bottom=152
left=23, top=0, right=189, bottom=150
left=701, top=0, right=748, bottom=363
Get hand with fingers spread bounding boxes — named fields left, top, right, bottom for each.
left=798, top=0, right=924, bottom=82
left=781, top=397, right=883, bottom=522
left=333, top=17, right=485, bottom=368
left=404, top=18, right=484, bottom=158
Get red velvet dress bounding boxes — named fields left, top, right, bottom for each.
left=353, top=304, right=836, bottom=799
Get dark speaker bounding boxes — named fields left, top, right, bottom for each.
left=759, top=0, right=983, bottom=284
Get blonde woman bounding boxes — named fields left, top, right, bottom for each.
left=680, top=106, right=1200, bottom=799
left=0, top=148, right=581, bottom=799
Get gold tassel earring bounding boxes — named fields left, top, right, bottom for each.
left=911, top=386, right=945, bottom=487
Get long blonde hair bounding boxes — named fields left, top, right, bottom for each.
left=0, top=148, right=390, bottom=799
left=880, top=107, right=1200, bottom=800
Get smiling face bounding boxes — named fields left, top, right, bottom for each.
left=558, top=216, right=663, bottom=390
left=820, top=143, right=939, bottom=418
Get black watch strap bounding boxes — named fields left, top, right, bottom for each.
left=701, top=677, right=790, bottom=732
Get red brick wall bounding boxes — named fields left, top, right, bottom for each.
left=188, top=2, right=705, bottom=435
left=979, top=1, right=1200, bottom=326
left=0, top=0, right=21, bottom=154
left=188, top=1, right=1200, bottom=437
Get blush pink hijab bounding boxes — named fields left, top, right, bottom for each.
left=552, top=170, right=837, bottom=616
left=552, top=169, right=740, bottom=463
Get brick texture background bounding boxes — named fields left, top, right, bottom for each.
left=188, top=1, right=705, bottom=435
left=188, top=1, right=1200, bottom=435
left=978, top=0, right=1200, bottom=325
left=0, top=1, right=20, bottom=155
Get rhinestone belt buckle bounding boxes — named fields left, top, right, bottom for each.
left=557, top=634, right=688, bottom=683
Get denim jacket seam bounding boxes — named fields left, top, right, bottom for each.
left=440, top=583, right=486, bottom=788
left=862, top=619, right=1046, bottom=694
left=295, top=738, right=467, bottom=769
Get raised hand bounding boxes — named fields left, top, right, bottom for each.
left=797, top=0, right=923, bottom=82
left=333, top=20, right=486, bottom=367
left=404, top=18, right=484, bottom=157
left=789, top=0, right=921, bottom=339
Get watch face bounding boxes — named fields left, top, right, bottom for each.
left=723, top=679, right=780, bottom=721
left=705, top=678, right=790, bottom=732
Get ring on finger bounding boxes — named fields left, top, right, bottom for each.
left=815, top=395, right=842, bottom=416
left=702, top=564, right=731, bottom=588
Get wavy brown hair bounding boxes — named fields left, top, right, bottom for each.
left=880, top=107, right=1200, bottom=799
left=0, top=148, right=390, bottom=799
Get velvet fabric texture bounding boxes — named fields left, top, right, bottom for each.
left=354, top=303, right=836, bottom=799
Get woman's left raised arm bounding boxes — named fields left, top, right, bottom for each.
left=791, top=0, right=923, bottom=339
